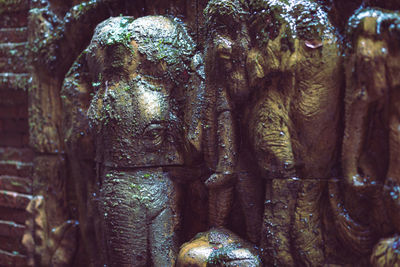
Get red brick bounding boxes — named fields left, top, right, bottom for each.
left=0, top=56, right=28, bottom=74
left=0, top=220, right=25, bottom=238
left=0, top=190, right=32, bottom=210
left=21, top=134, right=28, bottom=146
left=0, top=236, right=26, bottom=256
left=0, top=28, right=27, bottom=43
left=0, top=157, right=33, bottom=176
left=0, top=176, right=31, bottom=194
left=2, top=119, right=28, bottom=133
left=0, top=11, right=28, bottom=28
left=0, top=147, right=33, bottom=162
left=0, top=0, right=30, bottom=14
left=0, top=105, right=28, bottom=119
left=0, top=248, right=27, bottom=267
left=0, top=73, right=30, bottom=91
left=0, top=133, right=23, bottom=147
left=0, top=91, right=27, bottom=106
left=0, top=207, right=29, bottom=225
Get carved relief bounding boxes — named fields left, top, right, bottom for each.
left=245, top=0, right=343, bottom=265
left=61, top=15, right=203, bottom=266
left=176, top=227, right=262, bottom=267
left=15, top=0, right=400, bottom=266
left=203, top=0, right=263, bottom=245
left=329, top=7, right=400, bottom=266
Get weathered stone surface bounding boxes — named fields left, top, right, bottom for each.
left=59, top=13, right=209, bottom=266
left=0, top=43, right=28, bottom=73
left=0, top=73, right=30, bottom=91
left=176, top=227, right=261, bottom=267
left=371, top=236, right=400, bottom=267
left=28, top=75, right=64, bottom=153
left=234, top=0, right=343, bottom=265
left=329, top=7, right=400, bottom=264
left=0, top=0, right=397, bottom=266
left=22, top=196, right=79, bottom=267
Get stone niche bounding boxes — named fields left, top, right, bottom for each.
left=2, top=0, right=399, bottom=266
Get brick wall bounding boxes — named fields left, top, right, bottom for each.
left=0, top=0, right=33, bottom=266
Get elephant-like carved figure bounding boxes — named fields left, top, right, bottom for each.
left=61, top=15, right=203, bottom=266
left=244, top=0, right=343, bottom=265
left=329, top=7, right=400, bottom=263
left=202, top=0, right=264, bottom=245
left=201, top=0, right=343, bottom=265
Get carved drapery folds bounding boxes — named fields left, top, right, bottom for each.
left=21, top=0, right=400, bottom=266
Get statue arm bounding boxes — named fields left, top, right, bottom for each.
left=205, top=87, right=237, bottom=188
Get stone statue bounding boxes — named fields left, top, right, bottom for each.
left=202, top=0, right=264, bottom=244
left=62, top=15, right=202, bottom=266
left=245, top=0, right=343, bottom=265
left=176, top=227, right=262, bottom=267
left=328, top=6, right=400, bottom=265
left=16, top=0, right=400, bottom=266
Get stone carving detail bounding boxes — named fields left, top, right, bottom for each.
left=19, top=0, right=400, bottom=266
left=22, top=196, right=79, bottom=267
left=203, top=0, right=263, bottom=245
left=329, top=7, right=400, bottom=265
left=176, top=227, right=262, bottom=267
left=244, top=1, right=342, bottom=265
left=62, top=15, right=204, bottom=266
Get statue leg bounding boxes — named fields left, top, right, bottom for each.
left=149, top=177, right=181, bottom=267
left=99, top=172, right=148, bottom=267
left=293, top=179, right=325, bottom=266
left=261, top=178, right=298, bottom=266
left=209, top=185, right=234, bottom=227
left=236, top=171, right=264, bottom=244
left=249, top=89, right=297, bottom=263
left=150, top=207, right=180, bottom=267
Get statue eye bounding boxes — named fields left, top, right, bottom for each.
left=143, top=123, right=165, bottom=147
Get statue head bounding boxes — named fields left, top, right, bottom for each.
left=86, top=15, right=195, bottom=86
left=204, top=0, right=250, bottom=104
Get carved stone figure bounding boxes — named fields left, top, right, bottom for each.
left=245, top=0, right=343, bottom=265
left=62, top=15, right=200, bottom=266
left=202, top=0, right=264, bottom=245
left=176, top=227, right=262, bottom=267
left=329, top=7, right=400, bottom=263
left=12, top=0, right=400, bottom=266
left=370, top=235, right=400, bottom=267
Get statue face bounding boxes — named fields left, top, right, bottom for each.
left=213, top=23, right=250, bottom=104
left=204, top=0, right=251, bottom=104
